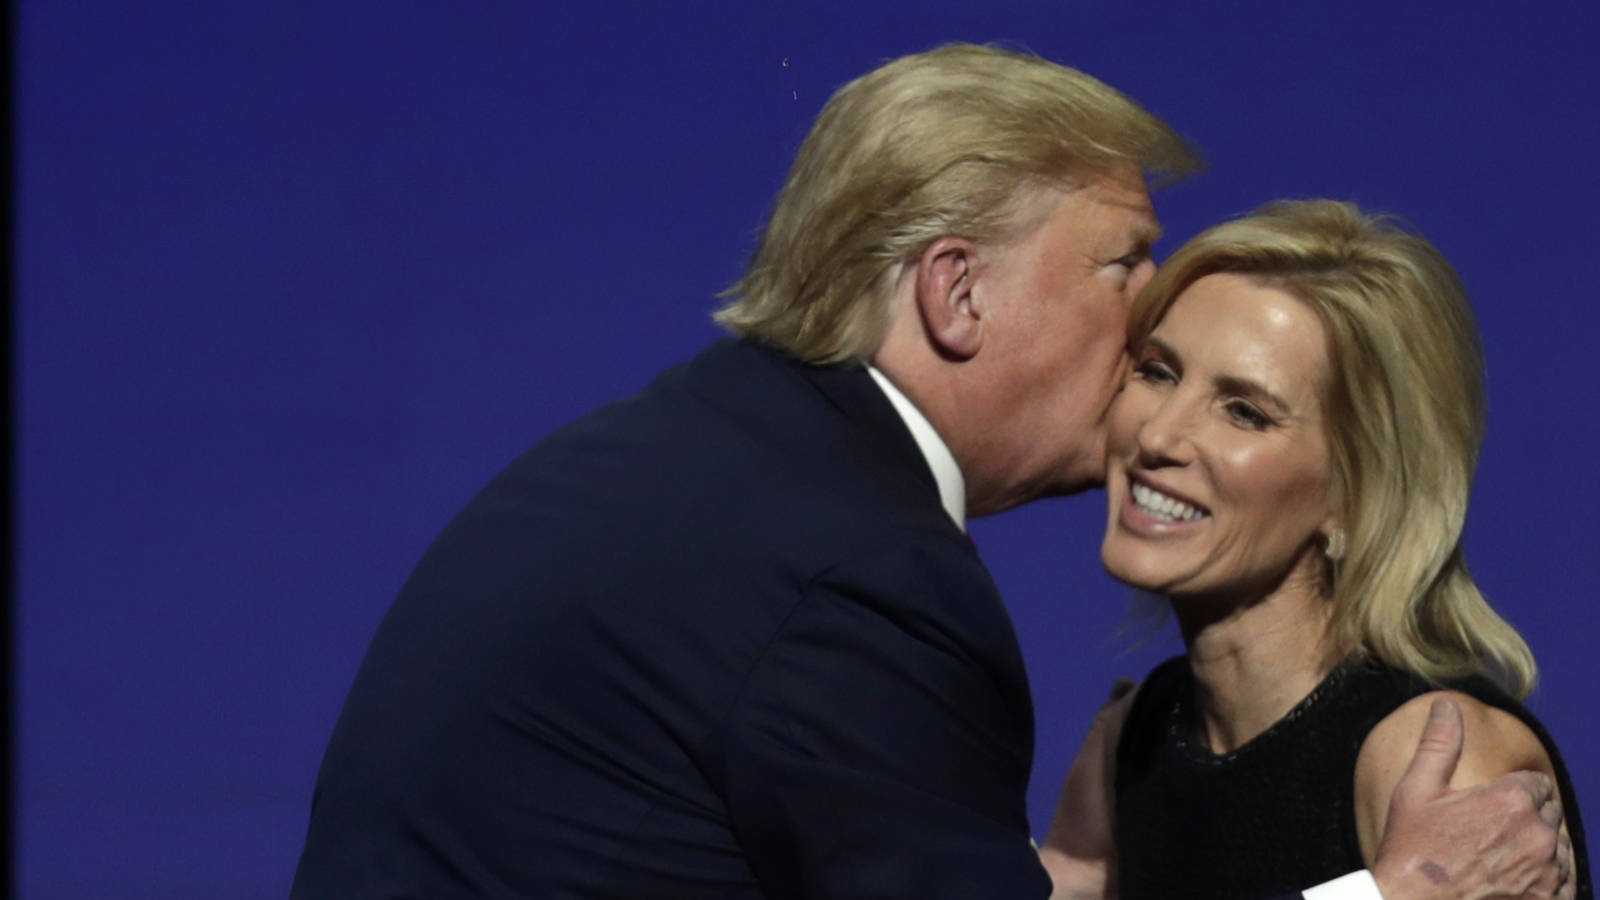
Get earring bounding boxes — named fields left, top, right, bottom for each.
left=1325, top=528, right=1346, bottom=562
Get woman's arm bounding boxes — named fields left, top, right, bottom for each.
left=1038, top=683, right=1138, bottom=900
left=1354, top=690, right=1574, bottom=897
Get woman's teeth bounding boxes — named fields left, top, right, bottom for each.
left=1131, top=482, right=1207, bottom=522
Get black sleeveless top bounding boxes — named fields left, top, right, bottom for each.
left=1114, top=656, right=1590, bottom=900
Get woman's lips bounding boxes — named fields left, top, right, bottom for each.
left=1119, top=476, right=1210, bottom=536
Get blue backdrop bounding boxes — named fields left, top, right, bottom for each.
left=17, top=2, right=1600, bottom=896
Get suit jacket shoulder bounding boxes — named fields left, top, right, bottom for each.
left=293, top=339, right=1047, bottom=899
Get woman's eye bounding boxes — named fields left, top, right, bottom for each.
left=1134, top=359, right=1177, bottom=383
left=1225, top=400, right=1271, bottom=430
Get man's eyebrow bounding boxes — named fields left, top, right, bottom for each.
left=1123, top=222, right=1161, bottom=258
left=1133, top=221, right=1163, bottom=247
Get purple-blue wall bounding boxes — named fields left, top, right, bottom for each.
left=17, top=2, right=1599, bottom=896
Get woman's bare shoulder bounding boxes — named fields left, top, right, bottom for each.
left=1351, top=689, right=1553, bottom=861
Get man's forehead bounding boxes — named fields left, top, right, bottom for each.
left=1074, top=174, right=1161, bottom=242
left=1088, top=171, right=1157, bottom=211
left=1006, top=171, right=1160, bottom=250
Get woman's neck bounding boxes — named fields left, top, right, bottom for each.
left=1174, top=570, right=1340, bottom=754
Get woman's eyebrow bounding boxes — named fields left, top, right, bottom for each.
left=1214, top=374, right=1292, bottom=416
left=1143, top=335, right=1180, bottom=361
left=1145, top=335, right=1293, bottom=415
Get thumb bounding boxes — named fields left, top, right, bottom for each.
left=1395, top=697, right=1465, bottom=802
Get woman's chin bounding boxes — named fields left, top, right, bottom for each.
left=1101, top=542, right=1182, bottom=594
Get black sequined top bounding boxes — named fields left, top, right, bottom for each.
left=1113, top=656, right=1589, bottom=900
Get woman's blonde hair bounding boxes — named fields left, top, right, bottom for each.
left=1129, top=200, right=1536, bottom=698
left=715, top=43, right=1199, bottom=364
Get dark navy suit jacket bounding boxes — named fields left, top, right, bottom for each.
left=293, top=339, right=1054, bottom=898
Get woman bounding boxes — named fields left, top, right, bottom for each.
left=1043, top=200, right=1587, bottom=899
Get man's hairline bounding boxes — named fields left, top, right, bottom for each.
left=867, top=165, right=1163, bottom=350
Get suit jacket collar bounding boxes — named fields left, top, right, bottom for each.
left=786, top=349, right=941, bottom=495
left=685, top=339, right=964, bottom=541
left=865, top=366, right=964, bottom=530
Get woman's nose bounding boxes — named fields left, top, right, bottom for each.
left=1134, top=399, right=1193, bottom=467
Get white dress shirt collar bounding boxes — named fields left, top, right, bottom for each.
left=866, top=366, right=966, bottom=532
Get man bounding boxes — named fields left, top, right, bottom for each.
left=294, top=45, right=1568, bottom=899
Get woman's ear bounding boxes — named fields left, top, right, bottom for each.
left=1322, top=526, right=1347, bottom=563
left=1319, top=472, right=1348, bottom=563
left=914, top=236, right=983, bottom=360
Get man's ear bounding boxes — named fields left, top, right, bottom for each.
left=914, top=236, right=983, bottom=360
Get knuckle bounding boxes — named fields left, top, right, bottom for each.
left=1415, top=736, right=1455, bottom=755
left=1499, top=783, right=1534, bottom=814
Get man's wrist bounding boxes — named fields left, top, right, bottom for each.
left=1302, top=869, right=1383, bottom=900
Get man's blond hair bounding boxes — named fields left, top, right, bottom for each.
left=715, top=43, right=1200, bottom=364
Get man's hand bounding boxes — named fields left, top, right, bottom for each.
left=1372, top=697, right=1571, bottom=900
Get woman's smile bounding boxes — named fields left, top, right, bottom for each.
left=1118, top=475, right=1211, bottom=536
left=1101, top=272, right=1335, bottom=601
